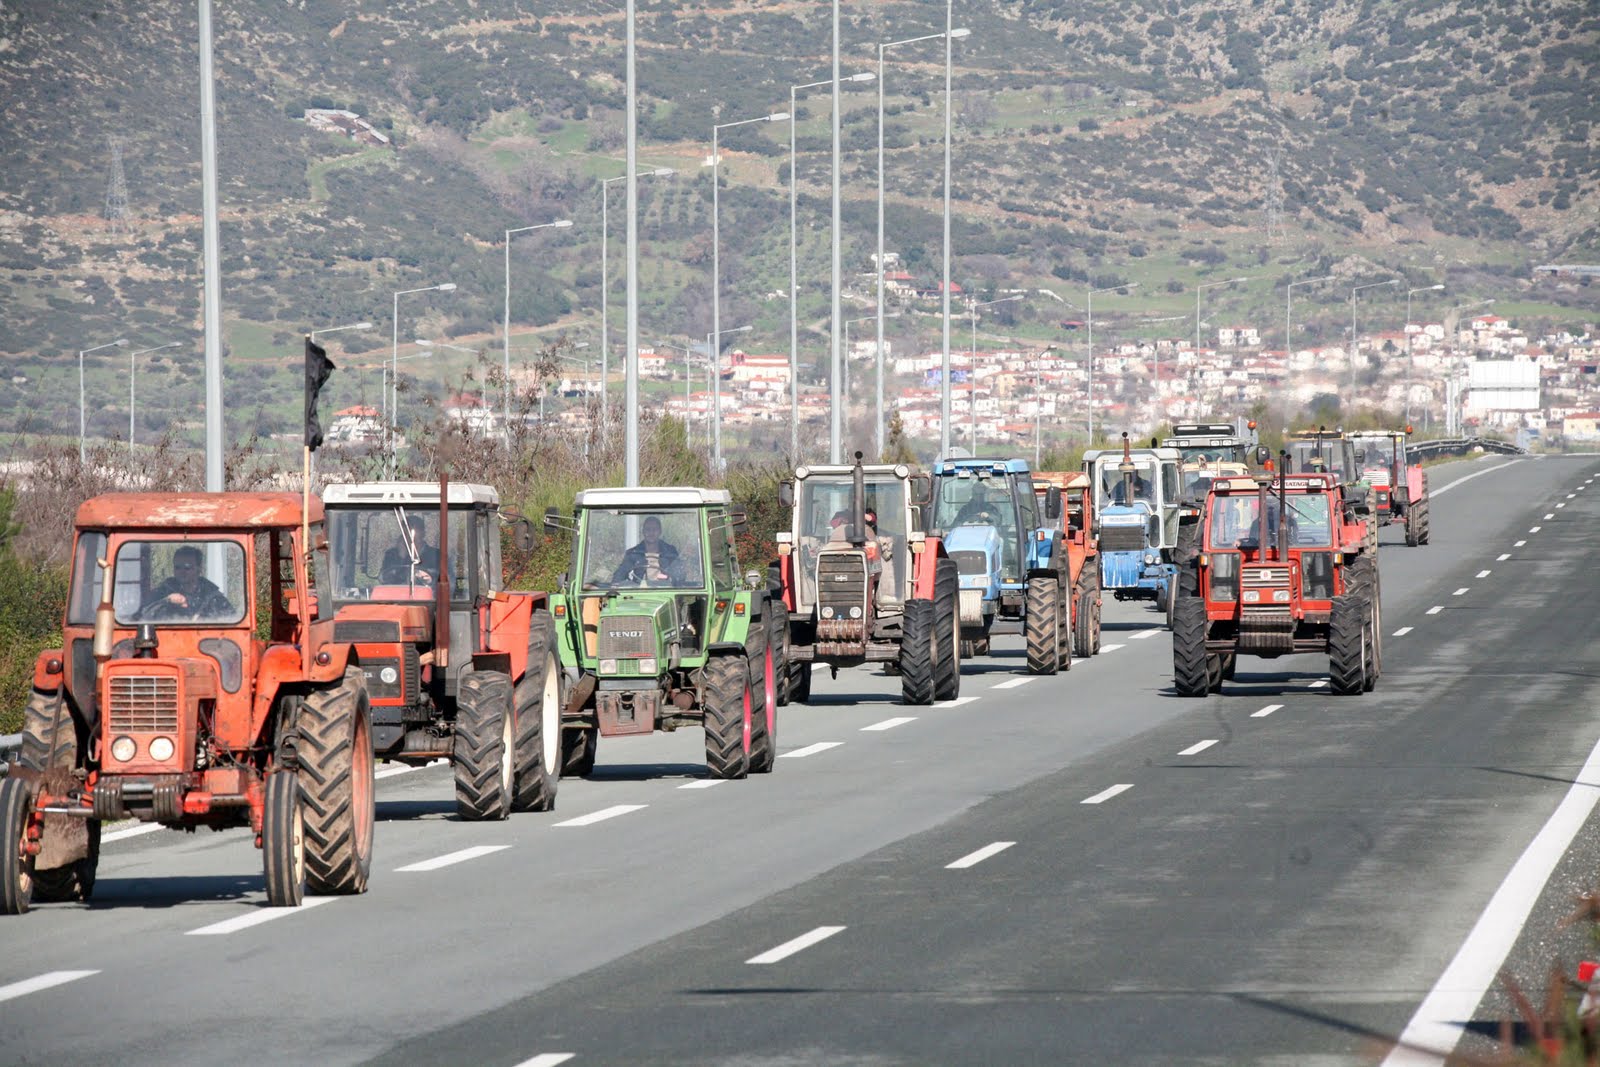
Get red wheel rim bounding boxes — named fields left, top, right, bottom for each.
left=762, top=644, right=776, bottom=735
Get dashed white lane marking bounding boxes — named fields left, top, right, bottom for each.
left=1178, top=739, right=1219, bottom=757
left=991, top=676, right=1035, bottom=690
left=947, top=841, right=1016, bottom=869
left=101, top=823, right=163, bottom=844
left=1497, top=553, right=1511, bottom=561
left=746, top=925, right=847, bottom=965
left=1514, top=540, right=1527, bottom=547
left=554, top=804, right=648, bottom=827
left=810, top=662, right=827, bottom=672
left=1098, top=643, right=1126, bottom=653
left=1129, top=628, right=1163, bottom=640
left=934, top=696, right=979, bottom=708
left=1543, top=513, right=1555, bottom=520
left=1453, top=588, right=1469, bottom=596
left=1476, top=570, right=1491, bottom=578
left=862, top=716, right=916, bottom=732
left=396, top=845, right=510, bottom=872
left=1557, top=503, right=1567, bottom=509
left=186, top=898, right=335, bottom=936
left=1530, top=526, right=1542, bottom=533
left=1568, top=494, right=1577, bottom=499
left=1081, top=783, right=1134, bottom=805
left=780, top=741, right=844, bottom=759
left=1381, top=725, right=1600, bottom=1066
left=0, top=970, right=99, bottom=1004
left=375, top=758, right=448, bottom=780
left=1251, top=704, right=1283, bottom=719
left=1426, top=606, right=1444, bottom=615
left=678, top=779, right=727, bottom=790
left=1430, top=459, right=1522, bottom=497
left=1308, top=680, right=1329, bottom=689
left=1394, top=627, right=1414, bottom=637
left=513, top=1055, right=576, bottom=1067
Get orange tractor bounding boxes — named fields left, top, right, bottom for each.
left=3, top=493, right=374, bottom=913
left=1031, top=470, right=1102, bottom=657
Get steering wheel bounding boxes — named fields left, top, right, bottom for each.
left=137, top=597, right=191, bottom=621
left=381, top=563, right=431, bottom=585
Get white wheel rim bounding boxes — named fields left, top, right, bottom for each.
left=541, top=653, right=560, bottom=777
left=500, top=706, right=514, bottom=794
left=290, top=798, right=305, bottom=889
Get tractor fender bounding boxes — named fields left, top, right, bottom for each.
left=714, top=593, right=758, bottom=647
left=473, top=651, right=513, bottom=676
left=1025, top=565, right=1064, bottom=587
left=253, top=643, right=353, bottom=727
left=1407, top=465, right=1427, bottom=501
left=31, top=647, right=66, bottom=692
left=706, top=641, right=748, bottom=657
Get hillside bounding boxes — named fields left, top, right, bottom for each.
left=0, top=0, right=1594, bottom=449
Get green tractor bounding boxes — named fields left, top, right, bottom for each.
left=545, top=488, right=784, bottom=780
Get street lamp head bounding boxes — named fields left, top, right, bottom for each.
left=353, top=322, right=374, bottom=330
left=113, top=338, right=129, bottom=347
left=650, top=167, right=676, bottom=177
left=765, top=112, right=791, bottom=123
left=1429, top=284, right=1445, bottom=291
left=948, top=27, right=972, bottom=38
left=550, top=219, right=573, bottom=228
left=437, top=283, right=457, bottom=292
left=846, top=72, right=876, bottom=83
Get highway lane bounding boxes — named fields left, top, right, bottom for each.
left=0, top=454, right=1592, bottom=1066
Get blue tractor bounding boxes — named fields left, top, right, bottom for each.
left=1082, top=436, right=1183, bottom=626
left=928, top=458, right=1070, bottom=673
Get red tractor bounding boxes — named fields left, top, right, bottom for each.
left=775, top=456, right=961, bottom=704
left=1349, top=429, right=1431, bottom=546
left=1032, top=470, right=1102, bottom=657
left=1172, top=469, right=1382, bottom=697
left=3, top=493, right=373, bottom=914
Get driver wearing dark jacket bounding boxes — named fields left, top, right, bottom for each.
left=611, top=515, right=680, bottom=584
left=143, top=545, right=234, bottom=619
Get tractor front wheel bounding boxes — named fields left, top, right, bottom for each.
left=21, top=686, right=99, bottom=904
left=1172, top=596, right=1210, bottom=697
left=749, top=628, right=779, bottom=774
left=512, top=612, right=562, bottom=812
left=899, top=599, right=937, bottom=705
left=1024, top=576, right=1061, bottom=676
left=0, top=778, right=37, bottom=915
left=262, top=771, right=306, bottom=908
left=932, top=558, right=962, bottom=702
left=560, top=726, right=598, bottom=778
left=297, top=667, right=375, bottom=895
left=704, top=654, right=752, bottom=780
left=454, top=669, right=515, bottom=821
left=1329, top=590, right=1370, bottom=695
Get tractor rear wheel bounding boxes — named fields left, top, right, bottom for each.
left=1025, top=576, right=1061, bottom=675
left=560, top=726, right=598, bottom=778
left=899, top=599, right=937, bottom=705
left=1415, top=499, right=1431, bottom=545
left=789, top=659, right=813, bottom=704
left=20, top=687, right=99, bottom=903
left=1074, top=573, right=1102, bottom=657
left=19, top=686, right=77, bottom=773
left=749, top=628, right=779, bottom=774
left=0, top=777, right=36, bottom=915
left=1222, top=653, right=1237, bottom=680
left=262, top=770, right=306, bottom=908
left=454, top=670, right=515, bottom=821
left=1172, top=596, right=1210, bottom=697
left=1164, top=581, right=1178, bottom=629
left=703, top=654, right=752, bottom=780
left=1329, top=591, right=1369, bottom=695
left=769, top=603, right=791, bottom=708
left=512, top=612, right=562, bottom=813
left=297, top=667, right=375, bottom=894
left=932, top=559, right=961, bottom=701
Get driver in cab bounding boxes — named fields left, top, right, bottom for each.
left=612, top=515, right=680, bottom=585
left=142, top=545, right=233, bottom=619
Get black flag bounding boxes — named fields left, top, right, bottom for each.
left=304, top=336, right=335, bottom=451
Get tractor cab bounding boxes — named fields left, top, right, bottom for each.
left=779, top=460, right=923, bottom=622
left=1082, top=437, right=1182, bottom=615
left=1286, top=429, right=1360, bottom=483
left=1162, top=422, right=1254, bottom=468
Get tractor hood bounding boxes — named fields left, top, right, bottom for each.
left=593, top=595, right=676, bottom=670
left=944, top=525, right=1003, bottom=592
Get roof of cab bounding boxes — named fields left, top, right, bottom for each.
left=322, top=482, right=499, bottom=507
left=932, top=456, right=1031, bottom=475
left=1032, top=470, right=1090, bottom=490
left=76, top=492, right=322, bottom=530
left=574, top=487, right=731, bottom=508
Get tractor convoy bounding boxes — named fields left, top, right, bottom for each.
left=3, top=418, right=1424, bottom=915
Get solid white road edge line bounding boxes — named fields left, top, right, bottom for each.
left=1098, top=643, right=1126, bottom=653
left=947, top=841, right=1017, bottom=869
left=991, top=676, right=1035, bottom=690
left=779, top=741, right=844, bottom=759
left=1394, top=627, right=1414, bottom=637
left=375, top=758, right=448, bottom=780
left=1178, top=739, right=1218, bottom=757
left=512, top=1055, right=576, bottom=1067
left=1426, top=606, right=1443, bottom=615
left=1380, top=728, right=1600, bottom=1067
left=1129, top=628, right=1163, bottom=640
left=186, top=898, right=335, bottom=936
left=0, top=970, right=99, bottom=1005
left=553, top=804, right=647, bottom=828
left=1430, top=459, right=1521, bottom=498
left=395, top=845, right=511, bottom=872
left=862, top=716, right=917, bottom=732
left=1251, top=704, right=1283, bottom=718
left=101, top=823, right=164, bottom=844
left=1081, top=783, right=1134, bottom=805
left=746, top=925, right=847, bottom=965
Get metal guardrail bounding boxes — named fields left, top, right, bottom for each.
left=1407, top=437, right=1526, bottom=462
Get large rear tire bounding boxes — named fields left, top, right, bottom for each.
left=298, top=667, right=375, bottom=895
left=1172, top=596, right=1210, bottom=697
left=560, top=725, right=598, bottom=778
left=789, top=658, right=813, bottom=704
left=20, top=687, right=99, bottom=903
left=0, top=777, right=36, bottom=915
left=932, top=559, right=962, bottom=701
left=899, top=599, right=937, bottom=705
left=454, top=669, right=515, bottom=821
left=512, top=612, right=561, bottom=812
left=704, top=654, right=752, bottom=780
left=262, top=770, right=306, bottom=909
left=770, top=603, right=791, bottom=708
left=1329, top=591, right=1369, bottom=695
left=748, top=614, right=778, bottom=774
left=19, top=686, right=78, bottom=774
left=1024, top=576, right=1061, bottom=675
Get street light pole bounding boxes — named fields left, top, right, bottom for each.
left=1284, top=273, right=1336, bottom=384
left=1085, top=281, right=1137, bottom=445
left=79, top=337, right=128, bottom=463
left=711, top=111, right=788, bottom=473
left=197, top=0, right=223, bottom=491
left=624, top=0, right=641, bottom=486
left=1348, top=277, right=1400, bottom=391
left=127, top=340, right=182, bottom=447
left=939, top=0, right=959, bottom=459
left=391, top=283, right=455, bottom=478
left=1404, top=283, right=1445, bottom=421
left=830, top=0, right=843, bottom=464
left=503, top=219, right=571, bottom=436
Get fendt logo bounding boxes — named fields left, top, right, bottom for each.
left=608, top=630, right=646, bottom=638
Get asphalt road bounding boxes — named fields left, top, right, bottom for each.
left=1, top=453, right=1597, bottom=1067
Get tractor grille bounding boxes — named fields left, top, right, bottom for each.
left=1240, top=564, right=1293, bottom=615
left=1099, top=525, right=1146, bottom=553
left=108, top=675, right=179, bottom=734
left=598, top=615, right=655, bottom=658
left=817, top=552, right=868, bottom=616
left=951, top=550, right=987, bottom=576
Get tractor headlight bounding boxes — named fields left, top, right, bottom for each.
left=148, top=736, right=175, bottom=762
left=379, top=666, right=399, bottom=685
left=821, top=606, right=835, bottom=619
left=1143, top=553, right=1157, bottom=565
left=110, top=736, right=136, bottom=762
left=848, top=606, right=862, bottom=619
left=639, top=657, right=658, bottom=674
left=1242, top=589, right=1260, bottom=603
left=1272, top=589, right=1292, bottom=603
left=599, top=658, right=619, bottom=674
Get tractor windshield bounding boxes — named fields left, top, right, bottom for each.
left=326, top=507, right=473, bottom=602
left=112, top=539, right=248, bottom=626
left=1287, top=441, right=1352, bottom=480
left=1208, top=494, right=1333, bottom=549
left=1094, top=457, right=1158, bottom=510
left=795, top=476, right=910, bottom=605
left=1354, top=437, right=1399, bottom=475
left=1174, top=442, right=1248, bottom=466
left=931, top=472, right=1023, bottom=581
left=580, top=509, right=706, bottom=590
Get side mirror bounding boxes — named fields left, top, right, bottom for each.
left=777, top=481, right=795, bottom=509
left=513, top=519, right=535, bottom=553
left=729, top=505, right=748, bottom=527
left=1150, top=436, right=1159, bottom=449
left=745, top=569, right=762, bottom=590
left=909, top=474, right=933, bottom=507
left=543, top=507, right=562, bottom=534
left=1255, top=445, right=1271, bottom=465
left=1044, top=485, right=1062, bottom=521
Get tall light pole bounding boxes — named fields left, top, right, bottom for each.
left=391, top=283, right=454, bottom=477
left=79, top=337, right=128, bottom=463
left=624, top=0, right=642, bottom=486
left=601, top=169, right=671, bottom=438
left=1086, top=281, right=1137, bottom=444
left=710, top=110, right=788, bottom=473
left=1284, top=273, right=1335, bottom=375
left=938, top=0, right=964, bottom=459
left=503, top=220, right=571, bottom=433
left=1349, top=277, right=1400, bottom=390
left=792, top=72, right=874, bottom=464
left=127, top=340, right=182, bottom=447
left=968, top=294, right=1024, bottom=447
left=829, top=0, right=843, bottom=464
left=1195, top=275, right=1258, bottom=354
left=1404, top=283, right=1445, bottom=422
left=197, top=0, right=223, bottom=491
